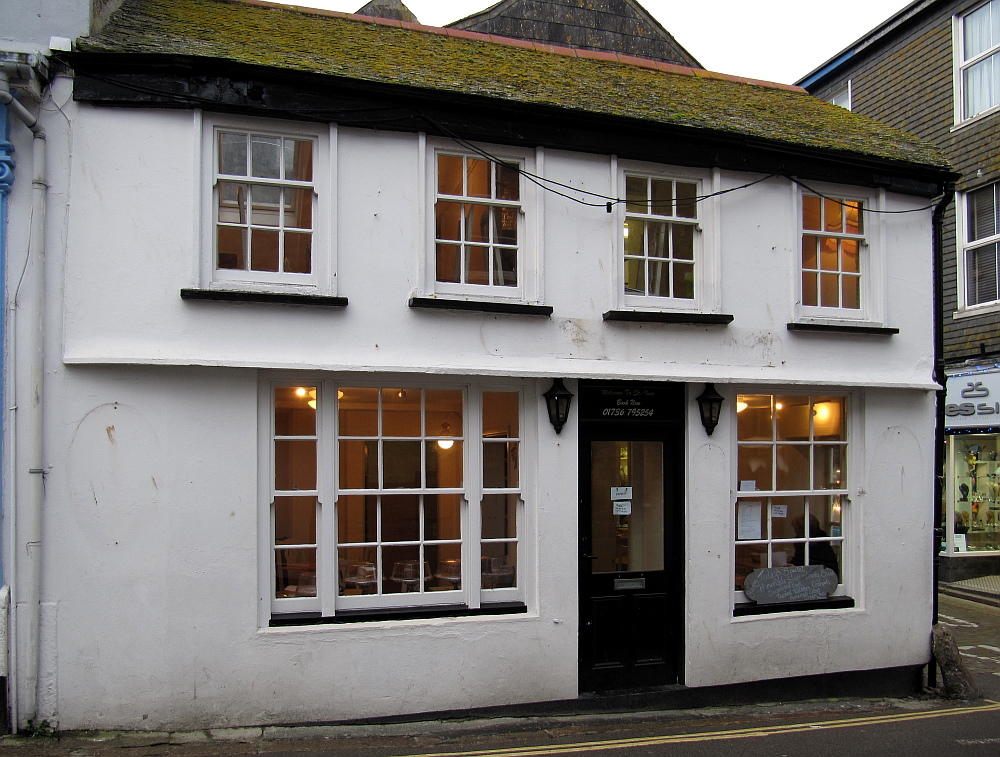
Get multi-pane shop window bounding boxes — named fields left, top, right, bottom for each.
left=734, top=394, right=847, bottom=594
left=965, top=183, right=1000, bottom=306
left=801, top=195, right=864, bottom=311
left=268, top=383, right=523, bottom=616
left=215, top=129, right=315, bottom=276
left=623, top=175, right=698, bottom=300
left=435, top=153, right=521, bottom=292
left=960, top=0, right=1000, bottom=120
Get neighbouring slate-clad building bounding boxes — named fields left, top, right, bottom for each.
left=0, top=0, right=954, bottom=733
left=800, top=0, right=1000, bottom=582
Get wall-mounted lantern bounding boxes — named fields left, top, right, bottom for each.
left=696, top=383, right=724, bottom=436
left=543, top=378, right=573, bottom=434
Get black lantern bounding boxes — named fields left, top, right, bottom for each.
left=696, top=383, right=725, bottom=436
left=543, top=378, right=574, bottom=434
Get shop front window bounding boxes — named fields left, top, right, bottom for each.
left=948, top=433, right=1000, bottom=553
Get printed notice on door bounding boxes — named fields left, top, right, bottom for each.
left=737, top=501, right=762, bottom=540
left=613, top=500, right=632, bottom=515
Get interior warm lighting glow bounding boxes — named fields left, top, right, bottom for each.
left=337, top=390, right=344, bottom=399
left=736, top=401, right=748, bottom=413
left=295, top=387, right=307, bottom=397
left=623, top=224, right=630, bottom=238
left=437, top=440, right=455, bottom=450
left=308, top=400, right=317, bottom=409
left=775, top=402, right=783, bottom=410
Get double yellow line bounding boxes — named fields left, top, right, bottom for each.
left=390, top=700, right=1000, bottom=757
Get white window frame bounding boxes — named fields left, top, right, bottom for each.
left=732, top=390, right=856, bottom=607
left=258, top=375, right=531, bottom=624
left=793, top=183, right=884, bottom=326
left=613, top=161, right=717, bottom=313
left=955, top=0, right=1000, bottom=124
left=828, top=81, right=852, bottom=110
left=200, top=112, right=336, bottom=294
left=956, top=183, right=1000, bottom=313
left=423, top=139, right=540, bottom=304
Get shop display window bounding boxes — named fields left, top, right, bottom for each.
left=946, top=433, right=1000, bottom=554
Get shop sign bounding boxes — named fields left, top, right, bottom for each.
left=946, top=372, right=1000, bottom=429
left=578, top=383, right=681, bottom=423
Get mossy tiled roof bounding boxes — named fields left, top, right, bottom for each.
left=77, top=0, right=950, bottom=171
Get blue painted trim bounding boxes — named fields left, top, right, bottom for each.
left=0, top=104, right=12, bottom=587
left=797, top=50, right=857, bottom=90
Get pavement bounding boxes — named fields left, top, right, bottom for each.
left=0, top=582, right=996, bottom=755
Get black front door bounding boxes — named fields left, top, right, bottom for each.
left=578, top=381, right=684, bottom=692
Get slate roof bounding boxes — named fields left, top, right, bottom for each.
left=75, top=0, right=949, bottom=172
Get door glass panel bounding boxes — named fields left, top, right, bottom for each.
left=590, top=441, right=664, bottom=574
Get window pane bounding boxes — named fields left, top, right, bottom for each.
left=250, top=185, right=281, bottom=226
left=338, top=494, right=376, bottom=544
left=466, top=204, right=490, bottom=243
left=814, top=445, right=846, bottom=489
left=218, top=181, right=246, bottom=225
left=426, top=440, right=463, bottom=488
left=339, top=547, right=378, bottom=595
left=737, top=445, right=773, bottom=491
left=775, top=396, right=811, bottom=441
left=339, top=440, right=377, bottom=489
left=217, top=226, right=245, bottom=270
left=338, top=387, right=378, bottom=436
left=651, top=179, right=673, bottom=217
left=802, top=195, right=822, bottom=231
left=824, top=198, right=843, bottom=232
left=969, top=185, right=998, bottom=242
left=381, top=389, right=421, bottom=436
left=483, top=441, right=519, bottom=488
left=819, top=237, right=839, bottom=271
left=493, top=206, right=518, bottom=246
left=496, top=162, right=519, bottom=201
left=274, top=496, right=317, bottom=545
left=776, top=445, right=810, bottom=490
left=965, top=55, right=995, bottom=118
left=737, top=395, right=773, bottom=441
left=436, top=244, right=461, bottom=283
left=496, top=248, right=518, bottom=287
left=968, top=243, right=999, bottom=304
left=844, top=200, right=862, bottom=235
left=435, top=201, right=462, bottom=241
left=802, top=272, right=818, bottom=306
left=673, top=224, right=694, bottom=260
left=383, top=545, right=422, bottom=594
left=842, top=274, right=861, bottom=309
left=275, top=386, right=316, bottom=436
left=481, top=542, right=517, bottom=588
left=802, top=235, right=818, bottom=270
left=426, top=493, right=462, bottom=540
left=675, top=181, right=697, bottom=219
left=841, top=239, right=859, bottom=273
left=429, top=545, right=462, bottom=590
left=813, top=397, right=846, bottom=440
left=625, top=175, right=647, bottom=213
left=251, top=135, right=281, bottom=179
left=274, top=440, right=317, bottom=491
left=624, top=257, right=645, bottom=294
left=482, top=493, right=517, bottom=539
left=250, top=229, right=280, bottom=272
left=648, top=261, right=671, bottom=297
left=426, top=390, right=463, bottom=439
left=624, top=218, right=644, bottom=257
left=284, top=232, right=311, bottom=274
left=382, top=493, right=421, bottom=542
left=275, top=548, right=316, bottom=598
left=647, top=222, right=669, bottom=258
left=438, top=154, right=464, bottom=195
left=466, top=246, right=489, bottom=285
left=483, top=392, right=519, bottom=437
left=673, top=263, right=694, bottom=299
left=820, top=272, right=840, bottom=307
left=219, top=132, right=248, bottom=176
left=965, top=3, right=995, bottom=60
left=284, top=188, right=313, bottom=229
left=383, top=440, right=422, bottom=488
left=284, top=139, right=313, bottom=182
left=467, top=158, right=490, bottom=198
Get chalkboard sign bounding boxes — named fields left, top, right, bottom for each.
left=578, top=382, right=683, bottom=423
left=743, top=566, right=838, bottom=604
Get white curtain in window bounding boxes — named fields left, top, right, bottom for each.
left=964, top=2, right=995, bottom=60
left=965, top=54, right=997, bottom=118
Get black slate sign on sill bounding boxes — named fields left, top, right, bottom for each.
left=743, top=566, right=839, bottom=604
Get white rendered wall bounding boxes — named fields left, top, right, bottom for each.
left=5, top=86, right=940, bottom=729
left=0, top=0, right=90, bottom=53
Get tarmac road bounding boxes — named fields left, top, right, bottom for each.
left=3, top=594, right=997, bottom=757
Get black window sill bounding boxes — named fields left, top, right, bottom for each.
left=786, top=322, right=897, bottom=336
left=733, top=596, right=855, bottom=616
left=603, top=310, right=734, bottom=325
left=269, top=601, right=527, bottom=627
left=409, top=297, right=552, bottom=316
left=181, top=288, right=348, bottom=307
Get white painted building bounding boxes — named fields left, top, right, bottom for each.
left=0, top=0, right=953, bottom=733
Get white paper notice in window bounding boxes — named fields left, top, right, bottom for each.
left=737, top=501, right=762, bottom=540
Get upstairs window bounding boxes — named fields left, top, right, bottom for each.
left=960, top=0, right=1000, bottom=120
left=828, top=81, right=852, bottom=110
left=965, top=183, right=1000, bottom=306
left=623, top=174, right=699, bottom=302
left=203, top=115, right=333, bottom=293
left=434, top=153, right=522, bottom=294
left=801, top=194, right=864, bottom=312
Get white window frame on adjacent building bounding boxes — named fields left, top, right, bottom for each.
left=956, top=0, right=1000, bottom=123
left=733, top=391, right=853, bottom=607
left=958, top=182, right=1000, bottom=311
left=794, top=184, right=883, bottom=326
left=200, top=113, right=336, bottom=294
left=423, top=139, right=540, bottom=304
left=614, top=161, right=716, bottom=313
left=827, top=81, right=852, bottom=110
left=258, top=375, right=531, bottom=624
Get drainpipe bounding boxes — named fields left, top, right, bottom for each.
left=0, top=66, right=46, bottom=732
left=929, top=184, right=954, bottom=690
